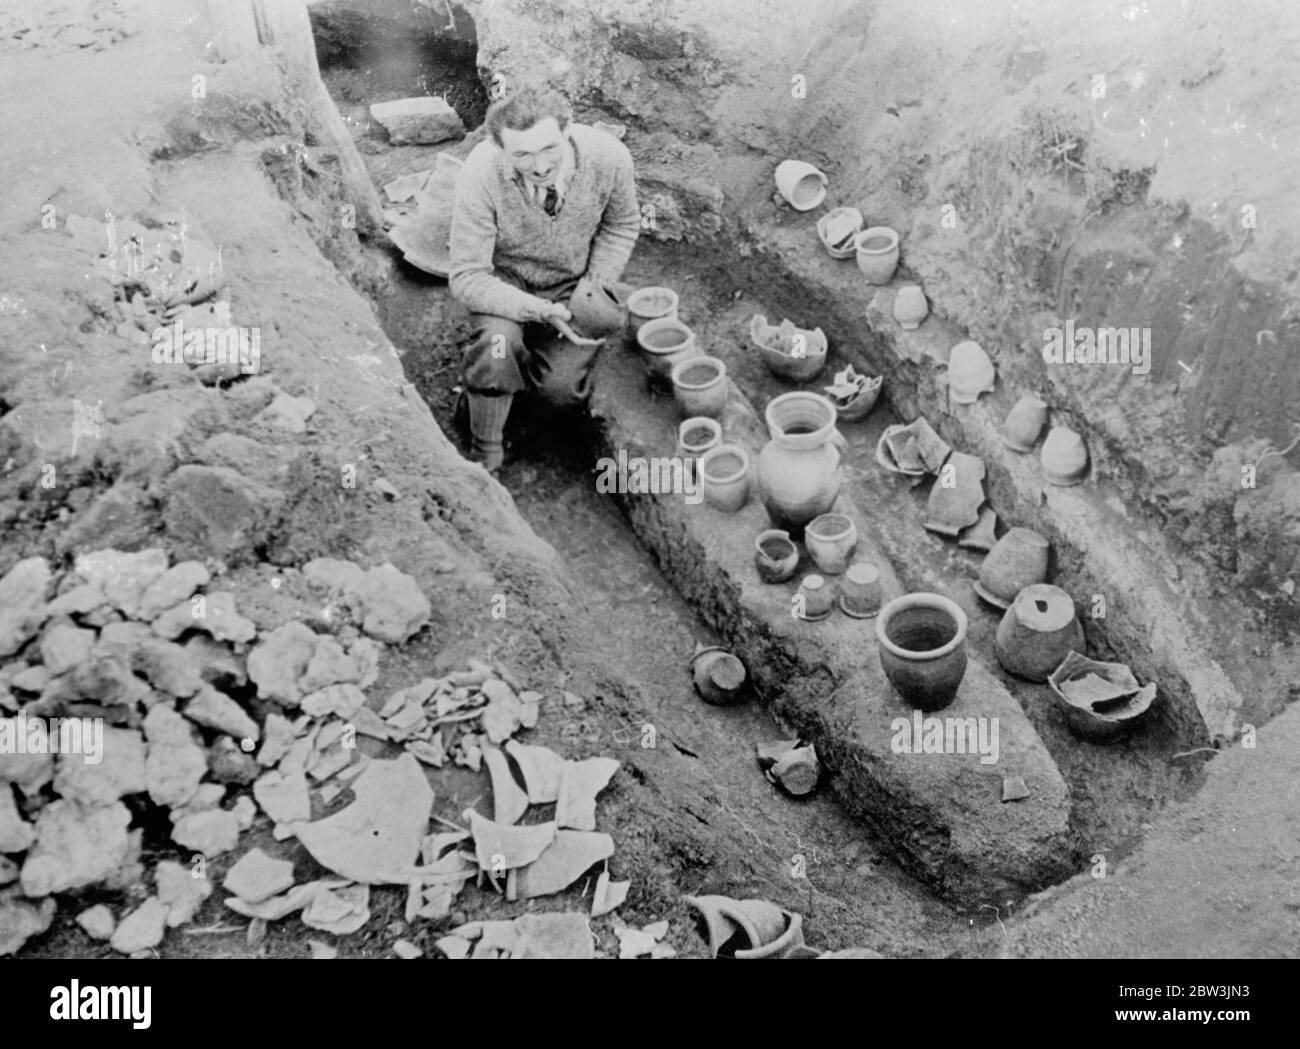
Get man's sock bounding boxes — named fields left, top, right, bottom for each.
left=467, top=392, right=513, bottom=471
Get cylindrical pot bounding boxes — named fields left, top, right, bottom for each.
left=892, top=284, right=928, bottom=329
left=974, top=527, right=1049, bottom=609
left=757, top=392, right=844, bottom=537
left=678, top=417, right=722, bottom=485
left=671, top=356, right=728, bottom=419
left=875, top=593, right=969, bottom=711
left=805, top=513, right=858, bottom=575
left=636, top=316, right=700, bottom=384
left=796, top=574, right=835, bottom=620
left=994, top=583, right=1085, bottom=682
left=854, top=227, right=900, bottom=284
left=839, top=561, right=883, bottom=618
left=1041, top=426, right=1089, bottom=485
left=1002, top=395, right=1048, bottom=452
left=774, top=160, right=828, bottom=211
left=755, top=529, right=799, bottom=583
left=626, top=287, right=679, bottom=341
left=948, top=341, right=996, bottom=404
left=691, top=648, right=748, bottom=705
left=699, top=444, right=750, bottom=513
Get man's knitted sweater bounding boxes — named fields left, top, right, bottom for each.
left=448, top=123, right=641, bottom=322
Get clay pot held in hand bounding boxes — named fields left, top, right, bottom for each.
left=755, top=529, right=799, bottom=583
left=854, top=227, right=900, bottom=284
left=994, top=583, right=1085, bottom=682
left=699, top=444, right=751, bottom=513
left=671, top=356, right=728, bottom=419
left=875, top=592, right=968, bottom=711
left=1002, top=395, right=1048, bottom=452
left=974, top=527, right=1049, bottom=609
left=757, top=392, right=844, bottom=537
left=805, top=513, right=858, bottom=575
left=569, top=280, right=628, bottom=338
left=636, top=316, right=700, bottom=385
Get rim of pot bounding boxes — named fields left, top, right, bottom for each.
left=807, top=512, right=854, bottom=540
left=672, top=356, right=726, bottom=388
left=699, top=444, right=750, bottom=484
left=755, top=529, right=796, bottom=556
left=636, top=316, right=694, bottom=355
left=627, top=287, right=679, bottom=316
left=875, top=592, right=969, bottom=661
left=765, top=391, right=837, bottom=445
left=679, top=417, right=722, bottom=447
left=854, top=226, right=899, bottom=254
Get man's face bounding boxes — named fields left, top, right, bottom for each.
left=500, top=117, right=567, bottom=187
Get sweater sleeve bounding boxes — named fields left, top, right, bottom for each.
left=583, top=144, right=641, bottom=286
left=448, top=152, right=551, bottom=322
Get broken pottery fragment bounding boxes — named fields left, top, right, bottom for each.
left=555, top=757, right=620, bottom=831
left=225, top=881, right=332, bottom=921
left=957, top=506, right=999, bottom=553
left=770, top=746, right=822, bottom=796
left=615, top=917, right=670, bottom=959
left=1001, top=776, right=1030, bottom=802
left=467, top=809, right=555, bottom=871
left=292, top=754, right=433, bottom=883
left=436, top=935, right=473, bottom=959
left=513, top=912, right=596, bottom=959
left=479, top=678, right=523, bottom=743
left=504, top=741, right=565, bottom=804
left=253, top=768, right=311, bottom=825
left=483, top=746, right=530, bottom=825
left=301, top=883, right=370, bottom=935
left=406, top=734, right=446, bottom=768
left=350, top=706, right=395, bottom=741
left=923, top=451, right=986, bottom=537
left=468, top=920, right=521, bottom=959
left=512, top=830, right=615, bottom=899
left=1047, top=651, right=1157, bottom=743
left=592, top=869, right=630, bottom=918
left=170, top=808, right=240, bottom=856
left=224, top=848, right=296, bottom=904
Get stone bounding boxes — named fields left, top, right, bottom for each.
left=52, top=727, right=146, bottom=806
left=0, top=718, right=55, bottom=794
left=300, top=683, right=367, bottom=720
left=184, top=683, right=259, bottom=740
left=152, top=591, right=255, bottom=643
left=302, top=558, right=365, bottom=595
left=162, top=465, right=285, bottom=562
left=225, top=881, right=323, bottom=921
left=0, top=785, right=35, bottom=853
left=0, top=856, right=18, bottom=886
left=76, top=904, right=116, bottom=941
left=10, top=665, right=50, bottom=694
left=154, top=859, right=213, bottom=927
left=253, top=769, right=311, bottom=823
left=20, top=800, right=132, bottom=896
left=299, top=638, right=360, bottom=692
left=110, top=897, right=168, bottom=954
left=436, top=934, right=472, bottom=960
left=348, top=564, right=431, bottom=645
left=254, top=393, right=316, bottom=433
left=144, top=704, right=207, bottom=808
left=73, top=548, right=168, bottom=620
left=292, top=754, right=433, bottom=883
left=135, top=561, right=210, bottom=621
left=247, top=622, right=319, bottom=706
left=39, top=622, right=96, bottom=676
left=301, top=882, right=370, bottom=935
left=133, top=637, right=204, bottom=697
left=591, top=870, right=630, bottom=917
left=0, top=557, right=54, bottom=657
left=256, top=713, right=302, bottom=766
left=170, top=808, right=240, bottom=856
left=348, top=638, right=381, bottom=689
left=184, top=635, right=248, bottom=688
left=174, top=782, right=225, bottom=816
left=0, top=887, right=56, bottom=956
left=224, top=847, right=296, bottom=903
left=1002, top=776, right=1031, bottom=803
left=207, top=737, right=262, bottom=785
left=230, top=795, right=257, bottom=831
left=46, top=582, right=107, bottom=617
left=513, top=912, right=595, bottom=959
left=392, top=938, right=422, bottom=959
left=370, top=96, right=465, bottom=145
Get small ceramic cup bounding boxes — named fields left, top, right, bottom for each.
left=699, top=444, right=750, bottom=512
left=796, top=574, right=835, bottom=621
left=678, top=417, right=722, bottom=485
left=805, top=513, right=858, bottom=575
left=839, top=561, right=883, bottom=618
left=755, top=529, right=800, bottom=583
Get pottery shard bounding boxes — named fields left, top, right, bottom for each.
left=468, top=809, right=556, bottom=871
left=514, top=830, right=616, bottom=899
left=20, top=799, right=132, bottom=896
left=154, top=859, right=213, bottom=927
left=135, top=561, right=211, bottom=622
left=301, top=882, right=371, bottom=935
left=226, top=881, right=324, bottom=922
left=253, top=769, right=311, bottom=824
left=76, top=904, right=117, bottom=941
left=555, top=757, right=620, bottom=831
left=110, top=896, right=168, bottom=954
left=144, top=704, right=207, bottom=808
left=301, top=683, right=367, bottom=720
left=479, top=678, right=522, bottom=744
left=299, top=638, right=361, bottom=692
left=0, top=785, right=36, bottom=853
left=247, top=622, right=320, bottom=706
left=483, top=746, right=529, bottom=825
left=345, top=564, right=431, bottom=645
left=183, top=683, right=259, bottom=741
left=292, top=754, right=433, bottom=883
left=512, top=912, right=595, bottom=959
left=0, top=888, right=56, bottom=956
left=39, top=622, right=96, bottom=677
left=370, top=96, right=465, bottom=145
left=224, top=848, right=296, bottom=904
left=592, top=869, right=630, bottom=918
left=53, top=727, right=147, bottom=806
left=0, top=557, right=54, bottom=658
left=504, top=741, right=565, bottom=804
left=170, top=808, right=240, bottom=856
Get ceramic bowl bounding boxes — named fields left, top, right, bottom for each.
left=626, top=287, right=679, bottom=337
left=750, top=315, right=828, bottom=382
left=805, top=512, right=858, bottom=575
left=829, top=374, right=884, bottom=422
left=854, top=227, right=900, bottom=284
left=671, top=356, right=728, bottom=419
left=636, top=317, right=700, bottom=384
left=755, top=529, right=800, bottom=583
left=816, top=207, right=864, bottom=259
left=699, top=444, right=751, bottom=512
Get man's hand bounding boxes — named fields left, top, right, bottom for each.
left=535, top=301, right=572, bottom=325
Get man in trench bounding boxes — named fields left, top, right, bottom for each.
left=448, top=84, right=641, bottom=471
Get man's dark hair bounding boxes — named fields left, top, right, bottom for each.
left=484, top=84, right=572, bottom=147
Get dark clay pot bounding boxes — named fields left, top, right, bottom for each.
left=875, top=593, right=968, bottom=711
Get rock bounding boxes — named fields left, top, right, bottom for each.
left=184, top=683, right=259, bottom=740
left=162, top=465, right=285, bottom=562
left=0, top=856, right=18, bottom=886
left=301, top=882, right=370, bottom=935
left=369, top=96, right=465, bottom=145
left=39, top=623, right=96, bottom=676
left=307, top=939, right=337, bottom=959
left=135, top=562, right=210, bottom=622
left=591, top=870, right=630, bottom=917
left=224, top=848, right=296, bottom=903
left=133, top=637, right=204, bottom=697
left=247, top=622, right=319, bottom=706
left=152, top=591, right=256, bottom=644
left=253, top=769, right=311, bottom=823
left=173, top=782, right=225, bottom=816
left=0, top=785, right=35, bottom=853
left=292, top=754, right=433, bottom=883
left=52, top=727, right=146, bottom=806
left=154, top=859, right=213, bottom=927
left=0, top=717, right=55, bottom=794
left=170, top=808, right=240, bottom=856
left=256, top=713, right=302, bottom=766
left=302, top=558, right=365, bottom=595
left=348, top=564, right=431, bottom=645
left=300, top=683, right=367, bottom=719
left=0, top=557, right=53, bottom=657
left=513, top=912, right=595, bottom=959
left=1002, top=776, right=1031, bottom=802
left=20, top=800, right=132, bottom=896
left=254, top=393, right=316, bottom=433
left=184, top=636, right=248, bottom=688
left=56, top=483, right=155, bottom=557
left=230, top=795, right=257, bottom=831
left=207, top=737, right=262, bottom=785
left=436, top=934, right=472, bottom=959
left=94, top=620, right=154, bottom=661
left=348, top=638, right=381, bottom=689
left=0, top=887, right=56, bottom=956
left=10, top=665, right=50, bottom=694
left=73, top=548, right=168, bottom=620
left=144, top=705, right=207, bottom=808
left=392, top=938, right=422, bottom=959
left=46, top=582, right=107, bottom=617
left=299, top=638, right=360, bottom=692
left=76, top=904, right=116, bottom=941
left=109, top=897, right=168, bottom=954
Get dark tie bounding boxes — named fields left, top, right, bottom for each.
left=543, top=186, right=558, bottom=216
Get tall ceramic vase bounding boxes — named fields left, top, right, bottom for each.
left=756, top=392, right=844, bottom=538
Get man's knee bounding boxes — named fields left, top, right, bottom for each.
left=463, top=314, right=526, bottom=392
